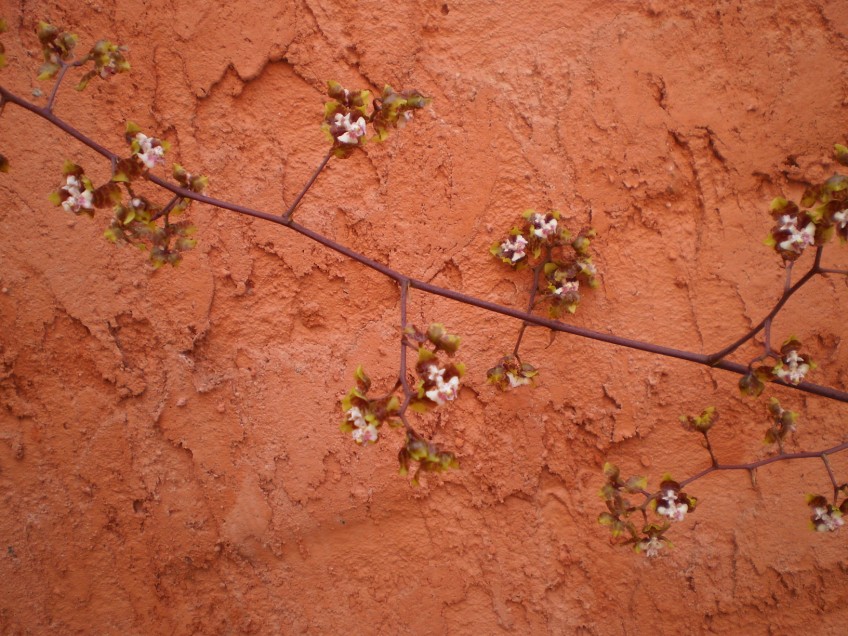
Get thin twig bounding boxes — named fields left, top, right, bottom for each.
left=282, top=150, right=332, bottom=221
left=677, top=440, right=848, bottom=489
left=707, top=247, right=822, bottom=363
left=513, top=258, right=546, bottom=357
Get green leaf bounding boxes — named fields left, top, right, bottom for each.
left=37, top=61, right=60, bottom=81
left=598, top=512, right=617, bottom=526
left=835, top=144, right=848, bottom=167
left=354, top=365, right=371, bottom=392
left=624, top=475, right=648, bottom=493
left=603, top=462, right=620, bottom=482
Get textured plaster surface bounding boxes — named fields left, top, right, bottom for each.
left=1, top=1, right=848, bottom=634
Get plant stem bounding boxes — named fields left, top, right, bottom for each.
left=513, top=259, right=545, bottom=357
left=3, top=85, right=848, bottom=403
left=706, top=247, right=822, bottom=363
left=677, top=440, right=848, bottom=489
left=282, top=150, right=332, bottom=221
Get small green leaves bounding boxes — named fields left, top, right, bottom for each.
left=738, top=368, right=768, bottom=397
left=835, top=144, right=848, bottom=167
left=486, top=355, right=538, bottom=390
left=371, top=84, right=432, bottom=142
left=425, top=323, right=460, bottom=354
left=806, top=494, right=845, bottom=532
left=764, top=398, right=797, bottom=447
left=492, top=211, right=599, bottom=316
left=340, top=366, right=401, bottom=445
left=0, top=17, right=7, bottom=69
left=765, top=148, right=848, bottom=258
left=398, top=431, right=458, bottom=485
left=75, top=39, right=130, bottom=91
left=321, top=80, right=431, bottom=157
left=772, top=338, right=814, bottom=386
left=36, top=21, right=77, bottom=80
left=680, top=406, right=718, bottom=434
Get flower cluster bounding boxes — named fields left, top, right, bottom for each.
left=397, top=430, right=459, bottom=486
left=54, top=166, right=94, bottom=216
left=652, top=480, right=697, bottom=522
left=598, top=462, right=698, bottom=557
left=50, top=122, right=203, bottom=268
left=75, top=39, right=130, bottom=91
left=405, top=324, right=465, bottom=412
left=49, top=161, right=121, bottom=216
left=772, top=338, right=814, bottom=385
left=491, top=211, right=599, bottom=316
left=491, top=210, right=569, bottom=267
left=486, top=355, right=538, bottom=390
left=321, top=81, right=431, bottom=158
left=126, top=122, right=169, bottom=171
left=763, top=398, right=797, bottom=448
left=371, top=85, right=431, bottom=141
left=739, top=338, right=815, bottom=396
left=339, top=366, right=401, bottom=446
left=36, top=21, right=78, bottom=81
left=635, top=524, right=672, bottom=558
left=806, top=495, right=847, bottom=533
left=765, top=145, right=848, bottom=260
left=679, top=406, right=718, bottom=434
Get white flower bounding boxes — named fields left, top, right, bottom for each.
left=833, top=209, right=848, bottom=230
left=552, top=280, right=579, bottom=298
left=346, top=406, right=378, bottom=444
left=773, top=349, right=810, bottom=385
left=640, top=536, right=664, bottom=558
left=333, top=112, right=367, bottom=145
left=351, top=424, right=379, bottom=444
left=426, top=364, right=445, bottom=382
left=135, top=133, right=165, bottom=169
left=500, top=235, right=528, bottom=262
left=531, top=213, right=557, bottom=239
left=656, top=489, right=688, bottom=522
left=425, top=374, right=460, bottom=405
left=506, top=371, right=532, bottom=388
left=777, top=215, right=815, bottom=254
left=812, top=506, right=844, bottom=532
left=60, top=175, right=94, bottom=213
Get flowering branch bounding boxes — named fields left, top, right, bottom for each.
left=601, top=405, right=848, bottom=557
left=1, top=83, right=846, bottom=403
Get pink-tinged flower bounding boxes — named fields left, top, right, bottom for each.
left=773, top=349, right=811, bottom=385
left=812, top=505, right=844, bottom=532
left=654, top=480, right=696, bottom=522
left=332, top=112, right=367, bottom=145
left=552, top=280, right=579, bottom=299
left=60, top=175, right=93, bottom=213
left=530, top=213, right=557, bottom=239
left=507, top=370, right=532, bottom=388
left=656, top=489, right=689, bottom=522
left=425, top=374, right=460, bottom=405
left=351, top=423, right=379, bottom=444
left=134, top=133, right=166, bottom=169
left=639, top=536, right=664, bottom=558
left=426, top=364, right=445, bottom=382
left=345, top=406, right=378, bottom=444
left=500, top=235, right=528, bottom=262
left=776, top=214, right=815, bottom=255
